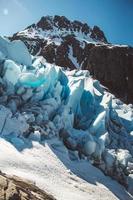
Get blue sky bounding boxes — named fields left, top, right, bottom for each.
left=0, top=0, right=133, bottom=46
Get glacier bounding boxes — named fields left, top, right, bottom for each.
left=0, top=36, right=133, bottom=199
left=0, top=36, right=32, bottom=66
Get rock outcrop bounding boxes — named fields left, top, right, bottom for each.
left=0, top=171, right=55, bottom=200
left=84, top=44, right=133, bottom=103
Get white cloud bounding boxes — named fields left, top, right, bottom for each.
left=3, top=8, right=9, bottom=15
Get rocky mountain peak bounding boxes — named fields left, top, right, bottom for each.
left=91, top=25, right=108, bottom=42
left=10, top=15, right=133, bottom=104
left=14, top=15, right=108, bottom=44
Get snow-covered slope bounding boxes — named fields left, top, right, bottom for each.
left=0, top=138, right=132, bottom=200
left=0, top=36, right=133, bottom=199
left=13, top=15, right=107, bottom=45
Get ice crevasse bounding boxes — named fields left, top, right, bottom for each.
left=0, top=36, right=133, bottom=195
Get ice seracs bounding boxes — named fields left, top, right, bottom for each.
left=0, top=105, right=29, bottom=136
left=0, top=36, right=133, bottom=196
left=4, top=60, right=21, bottom=85
left=0, top=36, right=32, bottom=66
left=18, top=71, right=46, bottom=88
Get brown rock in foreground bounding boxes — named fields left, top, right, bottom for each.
left=0, top=171, right=55, bottom=200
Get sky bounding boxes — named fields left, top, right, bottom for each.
left=0, top=0, right=133, bottom=46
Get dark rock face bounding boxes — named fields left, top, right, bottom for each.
left=54, top=15, right=71, bottom=29
left=90, top=26, right=108, bottom=43
left=37, top=16, right=53, bottom=30
left=84, top=45, right=133, bottom=103
left=10, top=15, right=133, bottom=103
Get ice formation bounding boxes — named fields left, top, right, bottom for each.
left=0, top=36, right=32, bottom=66
left=4, top=60, right=21, bottom=85
left=0, top=36, right=133, bottom=196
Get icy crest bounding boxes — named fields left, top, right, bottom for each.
left=0, top=36, right=32, bottom=66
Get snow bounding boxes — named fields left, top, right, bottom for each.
left=17, top=21, right=104, bottom=48
left=0, top=137, right=132, bottom=200
left=19, top=27, right=63, bottom=46
left=68, top=45, right=79, bottom=68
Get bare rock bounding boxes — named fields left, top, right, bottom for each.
left=0, top=171, right=56, bottom=200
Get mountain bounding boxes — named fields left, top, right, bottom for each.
left=10, top=15, right=133, bottom=103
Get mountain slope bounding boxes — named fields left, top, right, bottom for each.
left=10, top=15, right=133, bottom=103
